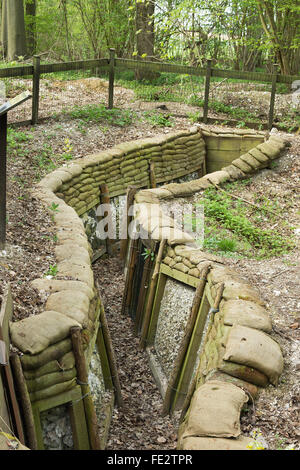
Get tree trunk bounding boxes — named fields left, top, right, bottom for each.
left=7, top=0, right=27, bottom=60
left=135, top=1, right=158, bottom=81
left=25, top=0, right=36, bottom=56
left=1, top=0, right=8, bottom=58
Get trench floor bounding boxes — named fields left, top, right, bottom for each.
left=93, top=255, right=180, bottom=450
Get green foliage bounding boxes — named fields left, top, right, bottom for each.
left=65, top=104, right=135, bottom=127
left=197, top=186, right=294, bottom=258
left=143, top=111, right=174, bottom=127
left=142, top=247, right=155, bottom=261
left=44, top=264, right=58, bottom=277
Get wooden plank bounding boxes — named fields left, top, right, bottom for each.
left=39, top=58, right=109, bottom=75
left=0, top=285, right=25, bottom=444
left=160, top=264, right=199, bottom=289
left=69, top=387, right=90, bottom=450
left=0, top=283, right=13, bottom=348
left=146, top=272, right=167, bottom=345
left=134, top=255, right=152, bottom=334
left=99, top=393, right=115, bottom=450
left=96, top=326, right=114, bottom=390
left=171, top=293, right=211, bottom=412
left=0, top=65, right=33, bottom=78
left=31, top=386, right=90, bottom=450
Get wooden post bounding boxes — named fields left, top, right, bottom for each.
left=121, top=238, right=139, bottom=316
left=268, top=63, right=279, bottom=131
left=100, top=183, right=112, bottom=256
left=0, top=112, right=7, bottom=250
left=108, top=48, right=115, bottom=109
left=203, top=59, right=212, bottom=124
left=119, top=185, right=137, bottom=263
left=32, top=55, right=40, bottom=125
left=10, top=354, right=38, bottom=450
left=139, top=239, right=167, bottom=350
left=149, top=161, right=157, bottom=188
left=179, top=282, right=225, bottom=421
left=161, top=265, right=211, bottom=416
left=96, top=296, right=123, bottom=408
left=70, top=327, right=101, bottom=450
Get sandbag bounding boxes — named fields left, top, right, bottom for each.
left=220, top=299, right=272, bottom=333
left=223, top=325, right=283, bottom=385
left=183, top=381, right=248, bottom=438
left=180, top=435, right=253, bottom=450
left=10, top=311, right=81, bottom=355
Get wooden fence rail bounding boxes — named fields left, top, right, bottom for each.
left=2, top=52, right=299, bottom=129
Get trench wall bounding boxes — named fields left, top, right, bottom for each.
left=8, top=126, right=287, bottom=449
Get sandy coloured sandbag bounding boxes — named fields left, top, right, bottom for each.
left=220, top=299, right=272, bottom=333
left=0, top=433, right=30, bottom=451
left=223, top=325, right=283, bottom=385
left=179, top=435, right=253, bottom=450
left=10, top=311, right=81, bottom=355
left=45, top=290, right=90, bottom=325
left=184, top=381, right=248, bottom=438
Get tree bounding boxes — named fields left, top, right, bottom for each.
left=25, top=0, right=36, bottom=56
left=256, top=0, right=300, bottom=75
left=135, top=0, right=157, bottom=80
left=1, top=0, right=27, bottom=60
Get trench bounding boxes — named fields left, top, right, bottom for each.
left=92, top=256, right=180, bottom=450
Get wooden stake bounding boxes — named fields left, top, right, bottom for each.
left=119, top=185, right=137, bottom=263
left=70, top=327, right=101, bottom=450
left=268, top=63, right=279, bottom=131
left=108, top=48, right=115, bottom=109
left=32, top=55, right=40, bottom=125
left=149, top=161, right=157, bottom=188
left=203, top=58, right=212, bottom=124
left=121, top=238, right=139, bottom=316
left=134, top=255, right=153, bottom=335
left=96, top=295, right=123, bottom=408
left=100, top=183, right=113, bottom=256
left=10, top=353, right=38, bottom=450
left=161, top=265, right=211, bottom=416
left=139, top=239, right=167, bottom=350
left=207, top=179, right=285, bottom=220
left=178, top=282, right=225, bottom=422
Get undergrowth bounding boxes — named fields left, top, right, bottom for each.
left=196, top=183, right=295, bottom=259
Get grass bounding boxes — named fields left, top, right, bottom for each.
left=196, top=183, right=295, bottom=259
left=64, top=103, right=136, bottom=127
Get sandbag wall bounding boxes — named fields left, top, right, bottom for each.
left=131, top=132, right=287, bottom=450
left=8, top=127, right=206, bottom=449
left=8, top=124, right=286, bottom=450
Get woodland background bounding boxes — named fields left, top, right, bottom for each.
left=0, top=0, right=299, bottom=77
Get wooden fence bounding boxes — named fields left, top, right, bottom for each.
left=2, top=49, right=299, bottom=129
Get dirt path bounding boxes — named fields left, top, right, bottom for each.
left=93, top=256, right=180, bottom=450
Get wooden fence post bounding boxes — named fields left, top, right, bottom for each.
left=108, top=48, right=115, bottom=109
left=268, top=63, right=279, bottom=131
left=70, top=327, right=101, bottom=450
left=203, top=59, right=212, bottom=124
left=32, top=55, right=40, bottom=125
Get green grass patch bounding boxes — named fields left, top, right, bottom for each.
left=64, top=103, right=136, bottom=127
left=196, top=185, right=295, bottom=259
